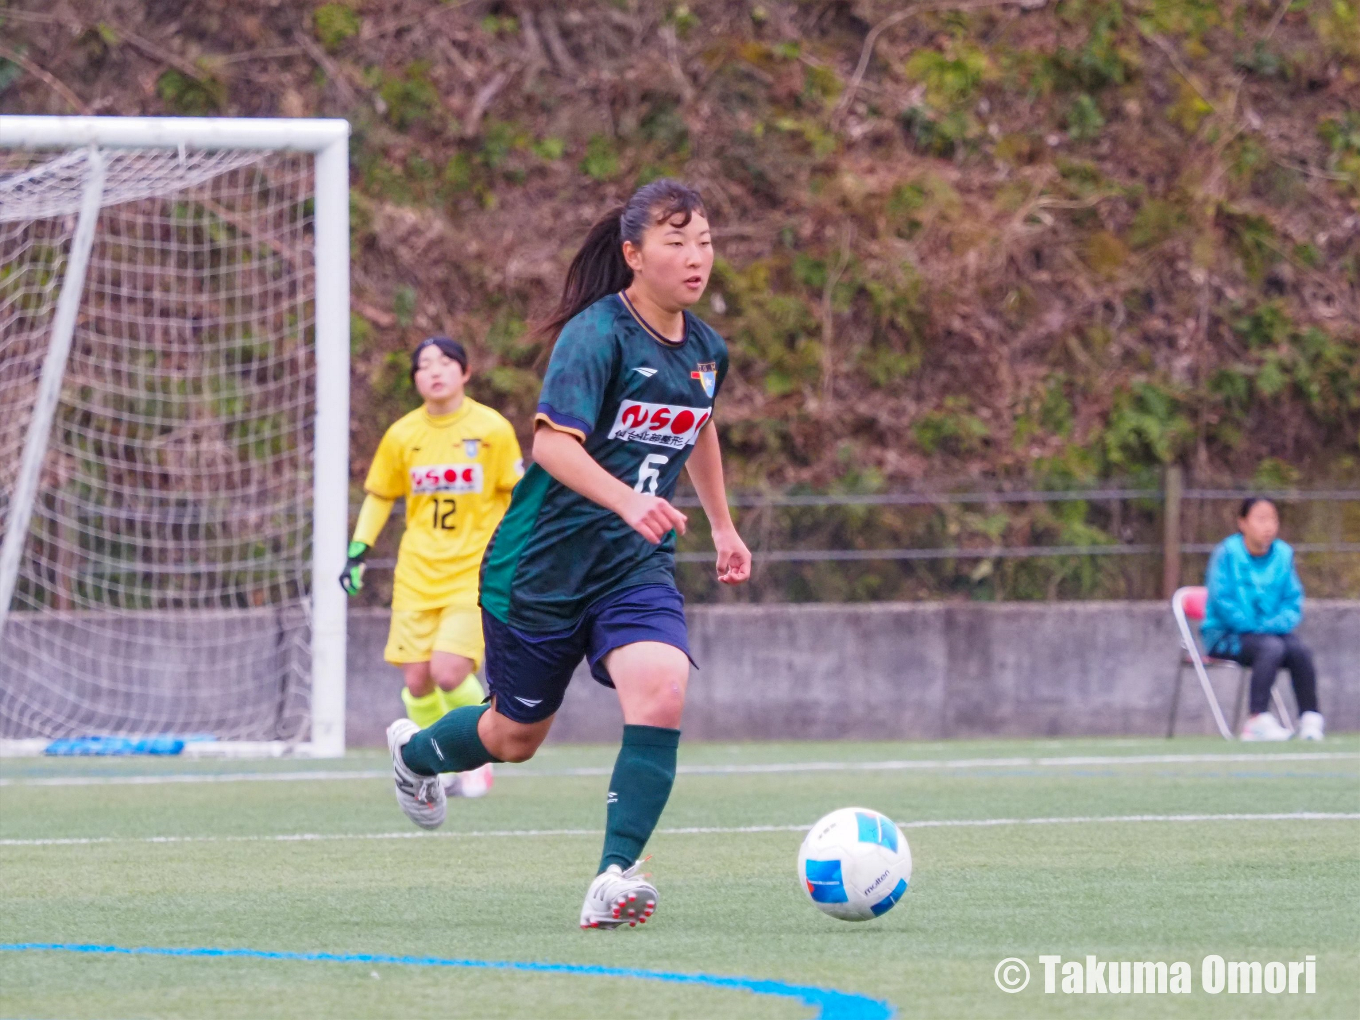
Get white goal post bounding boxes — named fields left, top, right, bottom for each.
left=0, top=117, right=350, bottom=757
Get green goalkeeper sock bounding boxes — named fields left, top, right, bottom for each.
left=401, top=704, right=501, bottom=776
left=598, top=724, right=680, bottom=874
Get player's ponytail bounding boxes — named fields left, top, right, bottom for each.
left=534, top=179, right=706, bottom=345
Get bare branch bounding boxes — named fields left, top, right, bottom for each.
left=293, top=31, right=360, bottom=109
left=0, top=43, right=88, bottom=113
left=660, top=25, right=695, bottom=103
left=517, top=6, right=548, bottom=86
left=538, top=10, right=581, bottom=78
left=463, top=69, right=512, bottom=138
left=832, top=0, right=1021, bottom=126
left=820, top=225, right=855, bottom=399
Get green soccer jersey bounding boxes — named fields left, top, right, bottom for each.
left=480, top=292, right=729, bottom=632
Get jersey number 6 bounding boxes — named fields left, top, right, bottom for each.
left=634, top=454, right=669, bottom=496
left=431, top=497, right=457, bottom=530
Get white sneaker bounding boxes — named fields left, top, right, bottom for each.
left=579, top=862, right=658, bottom=930
left=441, top=763, right=494, bottom=799
left=1241, top=713, right=1292, bottom=742
left=1298, top=711, right=1325, bottom=741
left=386, top=719, right=446, bottom=829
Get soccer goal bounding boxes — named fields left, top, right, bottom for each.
left=0, top=117, right=350, bottom=757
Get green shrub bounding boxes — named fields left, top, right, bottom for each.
left=913, top=398, right=990, bottom=456
left=156, top=69, right=225, bottom=115
left=314, top=4, right=360, bottom=53
left=1066, top=93, right=1105, bottom=141
left=581, top=134, right=620, bottom=181
left=379, top=62, right=441, bottom=130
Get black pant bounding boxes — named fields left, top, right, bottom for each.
left=1217, top=633, right=1319, bottom=716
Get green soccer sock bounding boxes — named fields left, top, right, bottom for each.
left=400, top=704, right=501, bottom=776
left=598, top=725, right=681, bottom=874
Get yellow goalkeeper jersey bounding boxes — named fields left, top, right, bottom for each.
left=359, top=400, right=524, bottom=611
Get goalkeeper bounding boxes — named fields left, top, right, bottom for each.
left=341, top=336, right=523, bottom=796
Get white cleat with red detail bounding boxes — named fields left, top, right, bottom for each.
left=579, top=862, right=658, bottom=930
left=386, top=719, right=446, bottom=829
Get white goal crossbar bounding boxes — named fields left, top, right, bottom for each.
left=0, top=117, right=350, bottom=757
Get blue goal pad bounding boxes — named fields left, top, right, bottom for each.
left=43, top=734, right=215, bottom=756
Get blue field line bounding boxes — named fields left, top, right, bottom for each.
left=0, top=942, right=895, bottom=1020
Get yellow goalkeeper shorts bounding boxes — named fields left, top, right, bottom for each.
left=384, top=604, right=484, bottom=669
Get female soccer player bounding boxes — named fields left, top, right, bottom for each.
left=385, top=179, right=751, bottom=929
left=344, top=336, right=524, bottom=796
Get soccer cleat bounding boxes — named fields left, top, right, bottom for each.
left=579, top=862, right=658, bottom=931
left=441, top=763, right=494, bottom=799
left=1297, top=711, right=1325, bottom=742
left=386, top=719, right=446, bottom=829
left=1241, top=712, right=1292, bottom=742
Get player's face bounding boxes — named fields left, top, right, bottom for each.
left=1239, top=500, right=1279, bottom=551
left=625, top=208, right=713, bottom=310
left=414, top=349, right=468, bottom=404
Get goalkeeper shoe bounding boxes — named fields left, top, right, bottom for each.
left=579, top=862, right=658, bottom=930
left=442, top=762, right=494, bottom=799
left=386, top=719, right=446, bottom=829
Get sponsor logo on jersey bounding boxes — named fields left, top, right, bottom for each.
left=463, top=438, right=481, bottom=458
left=607, top=400, right=711, bottom=448
left=633, top=367, right=658, bottom=378
left=691, top=361, right=717, bottom=398
left=410, top=463, right=484, bottom=494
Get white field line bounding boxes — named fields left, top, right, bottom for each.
left=1, top=751, right=1356, bottom=788
left=1, top=813, right=1357, bottom=848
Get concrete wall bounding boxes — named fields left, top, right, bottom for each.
left=345, top=600, right=1359, bottom=745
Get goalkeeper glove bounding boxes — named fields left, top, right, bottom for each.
left=340, top=541, right=369, bottom=596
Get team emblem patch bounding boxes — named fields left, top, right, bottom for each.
left=691, top=362, right=717, bottom=398
left=463, top=438, right=481, bottom=458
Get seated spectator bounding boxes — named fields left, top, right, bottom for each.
left=1202, top=497, right=1323, bottom=742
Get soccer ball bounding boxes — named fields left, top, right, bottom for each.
left=797, top=807, right=912, bottom=921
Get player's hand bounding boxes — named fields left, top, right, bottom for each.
left=339, top=541, right=369, bottom=596
left=619, top=492, right=687, bottom=544
left=713, top=526, right=751, bottom=585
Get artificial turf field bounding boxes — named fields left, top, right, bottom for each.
left=1, top=736, right=1357, bottom=1020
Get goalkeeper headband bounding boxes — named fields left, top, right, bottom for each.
left=410, top=336, right=468, bottom=381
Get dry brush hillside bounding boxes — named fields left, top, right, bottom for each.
left=3, top=0, right=1357, bottom=498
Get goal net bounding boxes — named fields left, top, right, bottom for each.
left=0, top=118, right=349, bottom=756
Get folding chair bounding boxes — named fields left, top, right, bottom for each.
left=1166, top=586, right=1294, bottom=740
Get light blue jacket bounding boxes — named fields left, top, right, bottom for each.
left=1201, top=534, right=1304, bottom=656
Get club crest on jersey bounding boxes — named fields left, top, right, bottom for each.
left=410, top=463, right=484, bottom=494
left=462, top=438, right=481, bottom=458
left=608, top=400, right=711, bottom=449
left=691, top=362, right=717, bottom=398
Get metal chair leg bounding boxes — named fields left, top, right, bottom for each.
left=1168, top=658, right=1186, bottom=738
left=1271, top=671, right=1295, bottom=734
left=1232, top=665, right=1249, bottom=735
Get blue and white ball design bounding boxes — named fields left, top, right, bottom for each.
left=797, top=807, right=912, bottom=922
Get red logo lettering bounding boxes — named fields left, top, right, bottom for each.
left=443, top=468, right=458, bottom=483
left=670, top=409, right=695, bottom=434
left=621, top=404, right=648, bottom=428
left=648, top=407, right=671, bottom=431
